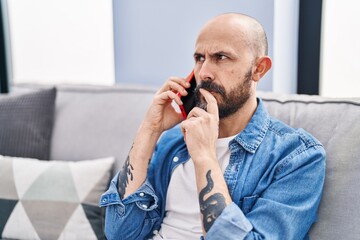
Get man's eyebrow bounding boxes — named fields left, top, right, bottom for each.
left=212, top=51, right=227, bottom=56
left=193, top=51, right=235, bottom=58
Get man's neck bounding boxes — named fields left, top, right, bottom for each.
left=218, top=97, right=257, bottom=138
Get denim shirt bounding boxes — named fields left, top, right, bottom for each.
left=100, top=99, right=326, bottom=240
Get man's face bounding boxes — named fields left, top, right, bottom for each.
left=193, top=19, right=256, bottom=119
left=194, top=68, right=252, bottom=119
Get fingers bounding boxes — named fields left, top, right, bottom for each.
left=184, top=100, right=219, bottom=128
left=187, top=107, right=208, bottom=119
left=185, top=88, right=219, bottom=121
left=155, top=90, right=183, bottom=106
left=199, top=89, right=219, bottom=119
left=158, top=77, right=191, bottom=97
left=180, top=108, right=219, bottom=139
left=156, top=76, right=192, bottom=108
left=185, top=107, right=218, bottom=132
left=180, top=124, right=187, bottom=141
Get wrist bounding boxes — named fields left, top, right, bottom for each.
left=192, top=154, right=217, bottom=169
left=129, top=123, right=162, bottom=166
left=139, top=121, right=164, bottom=137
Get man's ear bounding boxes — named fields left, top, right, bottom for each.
left=252, top=56, right=272, bottom=82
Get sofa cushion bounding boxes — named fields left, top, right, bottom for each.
left=0, top=155, right=114, bottom=240
left=0, top=88, right=56, bottom=160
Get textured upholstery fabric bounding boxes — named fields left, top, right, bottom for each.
left=48, top=85, right=155, bottom=173
left=0, top=155, right=114, bottom=240
left=0, top=88, right=56, bottom=160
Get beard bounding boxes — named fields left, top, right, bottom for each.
left=194, top=69, right=252, bottom=119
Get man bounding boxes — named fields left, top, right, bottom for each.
left=100, top=13, right=326, bottom=240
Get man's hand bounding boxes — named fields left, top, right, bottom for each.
left=120, top=76, right=190, bottom=199
left=181, top=89, right=232, bottom=235
left=142, top=76, right=190, bottom=134
left=180, top=89, right=219, bottom=164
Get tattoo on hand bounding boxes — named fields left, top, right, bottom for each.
left=199, top=170, right=226, bottom=232
left=118, top=155, right=134, bottom=199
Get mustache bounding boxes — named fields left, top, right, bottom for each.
left=194, top=80, right=226, bottom=96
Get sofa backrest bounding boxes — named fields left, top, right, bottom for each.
left=51, top=84, right=158, bottom=173
left=13, top=84, right=360, bottom=239
left=13, top=84, right=156, bottom=173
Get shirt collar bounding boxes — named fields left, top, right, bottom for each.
left=231, top=98, right=270, bottom=154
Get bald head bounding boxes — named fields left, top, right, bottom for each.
left=197, top=13, right=268, bottom=57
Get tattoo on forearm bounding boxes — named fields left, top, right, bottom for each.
left=118, top=143, right=152, bottom=199
left=118, top=155, right=134, bottom=199
left=199, top=170, right=227, bottom=232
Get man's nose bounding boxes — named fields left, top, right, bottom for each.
left=198, top=61, right=215, bottom=81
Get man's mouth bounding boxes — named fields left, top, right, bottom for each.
left=209, top=91, right=219, bottom=95
left=200, top=88, right=222, bottom=95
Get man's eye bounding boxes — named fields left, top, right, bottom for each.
left=195, top=55, right=205, bottom=62
left=217, top=55, right=227, bottom=60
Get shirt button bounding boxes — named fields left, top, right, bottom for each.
left=173, top=156, right=179, bottom=162
left=139, top=192, right=145, bottom=197
left=141, top=204, right=148, bottom=209
left=102, top=198, right=107, bottom=203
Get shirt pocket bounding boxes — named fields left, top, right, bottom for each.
left=239, top=195, right=259, bottom=215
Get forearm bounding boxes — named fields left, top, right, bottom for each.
left=194, top=158, right=232, bottom=237
left=102, top=174, right=160, bottom=240
left=204, top=145, right=326, bottom=240
left=118, top=122, right=162, bottom=199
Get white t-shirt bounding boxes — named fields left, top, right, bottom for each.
left=153, top=135, right=235, bottom=240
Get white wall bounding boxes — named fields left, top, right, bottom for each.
left=113, top=0, right=275, bottom=91
left=320, top=0, right=360, bottom=97
left=273, top=0, right=299, bottom=94
left=114, top=0, right=300, bottom=94
left=4, top=0, right=301, bottom=92
left=6, top=0, right=115, bottom=85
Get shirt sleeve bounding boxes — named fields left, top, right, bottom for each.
left=206, top=144, right=326, bottom=240
left=99, top=172, right=161, bottom=240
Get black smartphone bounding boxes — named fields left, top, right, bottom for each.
left=179, top=71, right=197, bottom=119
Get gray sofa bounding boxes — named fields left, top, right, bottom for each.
left=11, top=84, right=360, bottom=239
